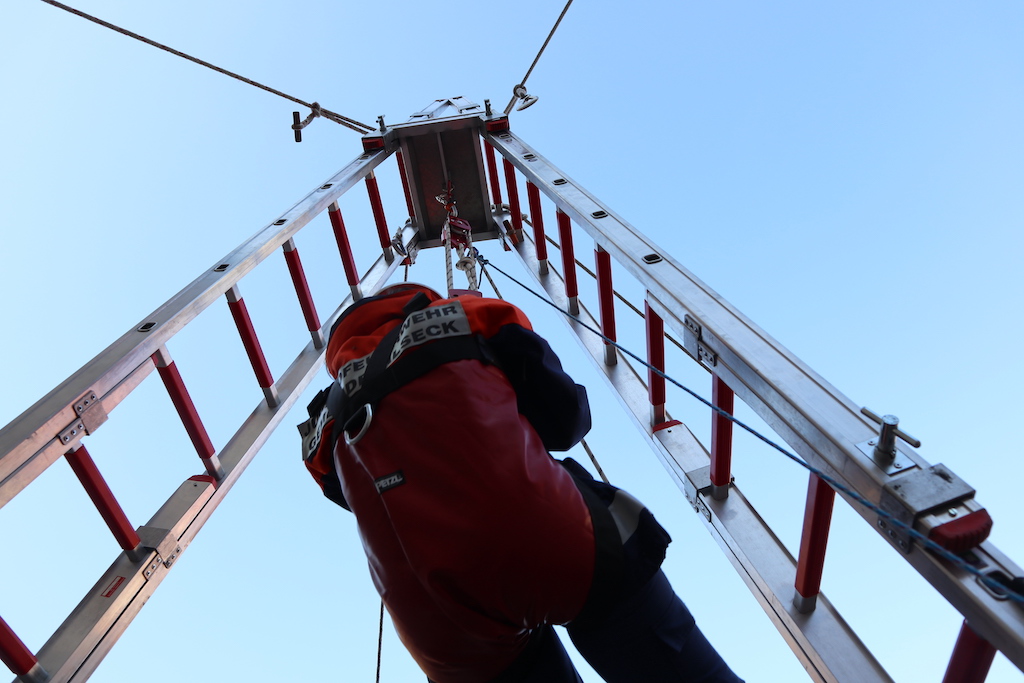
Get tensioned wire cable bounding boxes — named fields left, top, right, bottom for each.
left=476, top=248, right=611, bottom=484
left=39, top=0, right=374, bottom=134
left=503, top=0, right=575, bottom=115
left=475, top=251, right=1024, bottom=606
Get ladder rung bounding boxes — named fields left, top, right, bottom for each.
left=65, top=444, right=140, bottom=553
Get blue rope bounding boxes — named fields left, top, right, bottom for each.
left=477, top=253, right=1024, bottom=606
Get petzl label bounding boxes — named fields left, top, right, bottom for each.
left=389, top=301, right=470, bottom=365
left=374, top=470, right=406, bottom=493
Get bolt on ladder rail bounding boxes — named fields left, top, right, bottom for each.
left=2, top=100, right=1022, bottom=683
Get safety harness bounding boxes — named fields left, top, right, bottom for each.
left=301, top=291, right=497, bottom=461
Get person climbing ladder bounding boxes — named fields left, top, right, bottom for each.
left=300, top=283, right=744, bottom=683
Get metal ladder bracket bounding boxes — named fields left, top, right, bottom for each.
left=74, top=391, right=108, bottom=434
left=685, top=464, right=713, bottom=522
left=855, top=439, right=916, bottom=476
left=878, top=464, right=976, bottom=553
left=682, top=314, right=717, bottom=368
left=130, top=526, right=181, bottom=569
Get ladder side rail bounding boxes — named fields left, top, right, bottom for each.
left=505, top=223, right=892, bottom=683
left=0, top=146, right=395, bottom=510
left=17, top=225, right=418, bottom=683
left=649, top=291, right=1024, bottom=669
left=486, top=131, right=1024, bottom=670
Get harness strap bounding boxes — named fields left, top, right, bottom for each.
left=328, top=333, right=498, bottom=442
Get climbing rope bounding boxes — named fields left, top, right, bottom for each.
left=476, top=251, right=1024, bottom=606
left=40, top=0, right=374, bottom=134
left=437, top=182, right=479, bottom=293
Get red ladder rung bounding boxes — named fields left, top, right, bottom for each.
left=364, top=172, right=391, bottom=256
left=395, top=150, right=415, bottom=220
left=556, top=209, right=579, bottom=314
left=794, top=472, right=836, bottom=613
left=152, top=351, right=221, bottom=479
left=328, top=201, right=361, bottom=295
left=65, top=444, right=140, bottom=552
left=943, top=620, right=997, bottom=683
left=484, top=140, right=503, bottom=207
left=282, top=239, right=322, bottom=343
left=710, top=374, right=734, bottom=500
left=225, top=286, right=276, bottom=405
left=595, top=245, right=616, bottom=366
left=502, top=158, right=524, bottom=238
left=645, top=300, right=667, bottom=426
left=526, top=181, right=549, bottom=268
left=1, top=616, right=39, bottom=678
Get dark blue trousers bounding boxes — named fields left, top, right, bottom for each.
left=494, top=570, right=744, bottom=683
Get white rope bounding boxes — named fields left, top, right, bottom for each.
left=442, top=221, right=455, bottom=295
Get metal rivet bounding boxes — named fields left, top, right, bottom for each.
left=894, top=462, right=903, bottom=469
left=949, top=508, right=959, bottom=517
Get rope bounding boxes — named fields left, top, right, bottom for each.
left=503, top=0, right=575, bottom=115
left=476, top=253, right=1024, bottom=606
left=442, top=224, right=455, bottom=294
left=40, top=0, right=374, bottom=134
left=376, top=601, right=384, bottom=683
left=481, top=265, right=503, bottom=299
left=580, top=439, right=610, bottom=484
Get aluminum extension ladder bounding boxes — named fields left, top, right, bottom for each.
left=1, top=98, right=1021, bottom=683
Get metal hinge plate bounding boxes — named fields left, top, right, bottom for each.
left=682, top=315, right=718, bottom=367
left=58, top=389, right=108, bottom=447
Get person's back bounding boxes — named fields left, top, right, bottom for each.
left=301, top=284, right=744, bottom=683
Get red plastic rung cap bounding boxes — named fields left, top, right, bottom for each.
left=189, top=474, right=218, bottom=486
left=362, top=137, right=385, bottom=152
left=486, top=118, right=510, bottom=132
left=930, top=509, right=993, bottom=555
left=653, top=420, right=683, bottom=433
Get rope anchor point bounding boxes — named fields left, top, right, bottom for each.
left=291, top=102, right=322, bottom=142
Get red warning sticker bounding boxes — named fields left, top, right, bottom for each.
left=101, top=576, right=125, bottom=598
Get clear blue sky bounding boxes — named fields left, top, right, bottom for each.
left=2, top=1, right=1023, bottom=682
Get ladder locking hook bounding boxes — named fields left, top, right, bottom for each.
left=861, top=407, right=921, bottom=466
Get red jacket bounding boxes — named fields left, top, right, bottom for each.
left=302, top=286, right=598, bottom=682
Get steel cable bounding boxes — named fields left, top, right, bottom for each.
left=40, top=0, right=374, bottom=134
